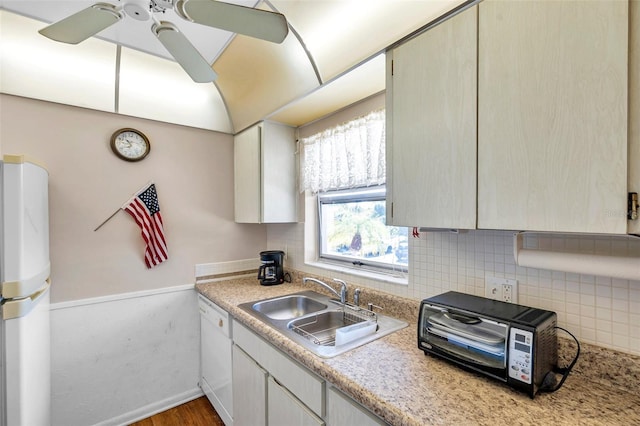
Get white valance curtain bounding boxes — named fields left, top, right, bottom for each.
left=300, top=108, right=386, bottom=193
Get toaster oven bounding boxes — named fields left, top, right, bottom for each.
left=418, top=291, right=557, bottom=398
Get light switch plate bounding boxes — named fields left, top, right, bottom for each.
left=485, top=277, right=518, bottom=304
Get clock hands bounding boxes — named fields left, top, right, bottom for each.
left=111, top=128, right=150, bottom=162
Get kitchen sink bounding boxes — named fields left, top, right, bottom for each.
left=238, top=290, right=408, bottom=358
left=251, top=294, right=327, bottom=320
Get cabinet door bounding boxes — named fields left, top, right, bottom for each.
left=261, top=122, right=298, bottom=223
left=267, top=377, right=324, bottom=426
left=478, top=0, right=628, bottom=233
left=386, top=5, right=477, bottom=228
left=233, top=321, right=324, bottom=416
left=326, top=387, right=386, bottom=426
left=630, top=0, right=640, bottom=235
left=234, top=124, right=261, bottom=223
left=232, top=345, right=267, bottom=426
left=233, top=122, right=297, bottom=223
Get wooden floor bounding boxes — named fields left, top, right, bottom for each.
left=129, top=397, right=225, bottom=426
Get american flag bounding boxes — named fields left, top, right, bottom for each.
left=123, top=183, right=168, bottom=268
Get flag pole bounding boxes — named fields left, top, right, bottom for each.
left=93, top=209, right=120, bottom=232
left=93, top=181, right=154, bottom=232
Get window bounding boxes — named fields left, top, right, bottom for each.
left=300, top=107, right=407, bottom=274
left=318, top=186, right=408, bottom=271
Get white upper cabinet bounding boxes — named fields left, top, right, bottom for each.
left=234, top=121, right=297, bottom=223
left=477, top=0, right=629, bottom=234
left=387, top=0, right=635, bottom=234
left=386, top=5, right=478, bottom=228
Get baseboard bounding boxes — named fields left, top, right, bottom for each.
left=93, top=387, right=204, bottom=426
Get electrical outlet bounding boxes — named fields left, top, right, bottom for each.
left=485, top=277, right=518, bottom=304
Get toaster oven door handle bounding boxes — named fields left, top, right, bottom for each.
left=444, top=311, right=482, bottom=325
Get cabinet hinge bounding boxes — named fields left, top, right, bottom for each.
left=629, top=192, right=639, bottom=220
left=391, top=202, right=394, bottom=218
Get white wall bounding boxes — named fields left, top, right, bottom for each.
left=50, top=286, right=200, bottom=426
left=268, top=224, right=640, bottom=356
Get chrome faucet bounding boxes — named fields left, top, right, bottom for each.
left=303, top=277, right=347, bottom=304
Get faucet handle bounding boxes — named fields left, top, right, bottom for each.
left=354, top=288, right=361, bottom=306
left=332, top=278, right=348, bottom=304
left=367, top=303, right=383, bottom=312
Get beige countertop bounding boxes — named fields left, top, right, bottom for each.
left=196, top=276, right=640, bottom=426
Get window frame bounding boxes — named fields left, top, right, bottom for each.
left=316, top=185, right=408, bottom=273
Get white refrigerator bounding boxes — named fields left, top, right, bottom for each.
left=0, top=155, right=51, bottom=426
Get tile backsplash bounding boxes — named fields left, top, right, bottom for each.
left=267, top=224, right=640, bottom=356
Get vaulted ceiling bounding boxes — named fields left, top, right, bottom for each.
left=0, top=0, right=465, bottom=133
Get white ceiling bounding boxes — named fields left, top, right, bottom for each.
left=0, top=0, right=465, bottom=81
left=0, top=0, right=467, bottom=131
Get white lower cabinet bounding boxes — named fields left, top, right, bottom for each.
left=268, top=376, right=324, bottom=426
left=232, top=344, right=267, bottom=426
left=233, top=321, right=324, bottom=417
left=231, top=320, right=386, bottom=425
left=326, top=387, right=386, bottom=426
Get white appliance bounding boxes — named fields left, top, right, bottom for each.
left=198, top=295, right=233, bottom=426
left=0, top=155, right=51, bottom=426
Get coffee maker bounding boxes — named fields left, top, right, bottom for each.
left=258, top=250, right=285, bottom=285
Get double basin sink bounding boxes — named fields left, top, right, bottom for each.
left=238, top=290, right=408, bottom=358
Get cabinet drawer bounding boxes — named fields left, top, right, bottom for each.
left=233, top=321, right=325, bottom=416
left=198, top=295, right=231, bottom=338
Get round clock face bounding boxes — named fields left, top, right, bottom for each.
left=110, top=128, right=150, bottom=162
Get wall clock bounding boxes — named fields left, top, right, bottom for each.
left=110, top=128, right=151, bottom=162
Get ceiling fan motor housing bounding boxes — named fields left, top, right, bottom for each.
left=123, top=0, right=152, bottom=21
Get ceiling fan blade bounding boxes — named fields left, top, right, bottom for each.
left=175, top=0, right=289, bottom=44
left=38, top=3, right=123, bottom=44
left=152, top=22, right=218, bottom=83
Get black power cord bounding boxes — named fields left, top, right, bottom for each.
left=538, top=326, right=581, bottom=394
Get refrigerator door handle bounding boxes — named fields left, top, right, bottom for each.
left=1, top=263, right=50, bottom=299
left=1, top=279, right=51, bottom=320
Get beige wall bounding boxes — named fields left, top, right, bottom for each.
left=298, top=92, right=385, bottom=138
left=1, top=94, right=266, bottom=302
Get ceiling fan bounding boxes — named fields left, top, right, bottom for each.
left=38, top=0, right=289, bottom=83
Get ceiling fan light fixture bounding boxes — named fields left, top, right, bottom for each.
left=152, top=21, right=218, bottom=83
